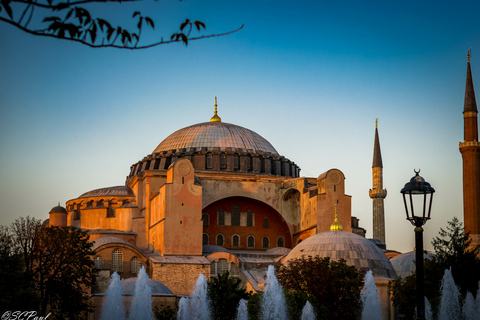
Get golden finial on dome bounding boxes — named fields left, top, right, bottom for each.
left=468, top=49, right=471, bottom=63
left=330, top=205, right=343, bottom=231
left=210, top=96, right=222, bottom=122
left=375, top=118, right=378, bottom=129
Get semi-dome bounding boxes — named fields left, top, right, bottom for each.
left=153, top=122, right=278, bottom=155
left=284, top=230, right=397, bottom=279
left=390, top=250, right=435, bottom=278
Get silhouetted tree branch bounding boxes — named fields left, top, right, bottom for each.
left=0, top=0, right=243, bottom=48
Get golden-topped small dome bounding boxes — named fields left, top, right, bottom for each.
left=210, top=96, right=221, bottom=122
left=330, top=205, right=343, bottom=231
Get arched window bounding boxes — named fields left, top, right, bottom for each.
left=217, top=259, right=229, bottom=274
left=130, top=257, right=141, bottom=274
left=247, top=210, right=253, bottom=227
left=94, top=256, right=104, bottom=269
left=218, top=209, right=225, bottom=226
left=262, top=237, right=270, bottom=249
left=232, top=235, right=240, bottom=247
left=206, top=153, right=213, bottom=169
left=203, top=233, right=209, bottom=245
left=247, top=236, right=255, bottom=248
left=260, top=157, right=265, bottom=173
left=277, top=236, right=285, bottom=248
left=202, top=213, right=210, bottom=227
left=233, top=154, right=240, bottom=171
left=216, top=234, right=224, bottom=246
left=263, top=217, right=269, bottom=229
left=232, top=204, right=240, bottom=226
left=97, top=200, right=104, bottom=208
left=112, top=249, right=123, bottom=272
left=246, top=155, right=253, bottom=172
left=220, top=153, right=227, bottom=170
left=107, top=203, right=115, bottom=218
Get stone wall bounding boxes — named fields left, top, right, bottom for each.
left=152, top=263, right=210, bottom=296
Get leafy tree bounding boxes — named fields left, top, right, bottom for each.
left=277, top=256, right=364, bottom=320
left=0, top=0, right=243, bottom=48
left=246, top=292, right=262, bottom=320
left=31, top=225, right=94, bottom=319
left=207, top=270, right=250, bottom=320
left=153, top=305, right=176, bottom=320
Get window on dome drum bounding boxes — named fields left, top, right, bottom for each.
left=153, top=159, right=160, bottom=170
left=260, top=157, right=265, bottom=173
left=233, top=154, right=240, bottom=171
left=97, top=200, right=104, bottom=208
left=271, top=162, right=276, bottom=175
left=112, top=249, right=123, bottom=272
left=247, top=236, right=255, bottom=248
left=247, top=210, right=253, bottom=227
left=130, top=257, right=141, bottom=274
left=263, top=217, right=269, bottom=229
left=202, top=213, right=210, bottom=227
left=107, top=204, right=115, bottom=218
left=232, top=235, right=240, bottom=247
left=216, top=234, right=225, bottom=246
left=73, top=209, right=80, bottom=220
left=145, top=160, right=151, bottom=170
left=232, top=204, right=240, bottom=226
left=94, top=256, right=104, bottom=269
left=220, top=153, right=227, bottom=170
left=277, top=236, right=285, bottom=247
left=206, top=153, right=213, bottom=169
left=203, top=233, right=209, bottom=245
left=262, top=237, right=270, bottom=249
left=218, top=209, right=225, bottom=226
left=246, top=155, right=253, bottom=172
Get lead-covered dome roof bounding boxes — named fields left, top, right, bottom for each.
left=283, top=231, right=397, bottom=279
left=153, top=122, right=278, bottom=155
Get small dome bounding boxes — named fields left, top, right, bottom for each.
left=91, top=237, right=136, bottom=251
left=390, top=251, right=435, bottom=278
left=49, top=205, right=67, bottom=214
left=284, top=231, right=397, bottom=279
left=152, top=122, right=278, bottom=155
left=121, top=278, right=173, bottom=295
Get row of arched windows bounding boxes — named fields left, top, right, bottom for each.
left=202, top=211, right=267, bottom=228
left=93, top=249, right=141, bottom=273
left=210, top=259, right=240, bottom=276
left=203, top=233, right=285, bottom=248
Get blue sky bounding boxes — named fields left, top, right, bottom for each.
left=1, top=0, right=479, bottom=253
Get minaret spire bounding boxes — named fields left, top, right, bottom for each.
left=369, top=119, right=387, bottom=244
left=459, top=51, right=480, bottom=249
left=210, top=96, right=222, bottom=122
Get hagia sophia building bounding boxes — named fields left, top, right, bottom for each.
left=46, top=54, right=478, bottom=320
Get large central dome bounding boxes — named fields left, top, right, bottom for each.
left=153, top=122, right=278, bottom=155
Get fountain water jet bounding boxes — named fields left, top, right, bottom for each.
left=425, top=297, right=433, bottom=320
left=462, top=292, right=476, bottom=320
left=261, top=265, right=288, bottom=320
left=360, top=270, right=381, bottom=320
left=101, top=272, right=125, bottom=320
left=301, top=301, right=315, bottom=320
left=236, top=299, right=248, bottom=320
left=176, top=273, right=211, bottom=320
left=438, top=268, right=460, bottom=320
left=129, top=266, right=153, bottom=320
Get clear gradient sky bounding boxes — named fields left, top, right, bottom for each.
left=1, top=0, right=479, bottom=253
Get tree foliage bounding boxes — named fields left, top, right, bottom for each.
left=391, top=217, right=480, bottom=319
left=277, top=256, right=364, bottom=320
left=0, top=217, right=95, bottom=319
left=0, top=0, right=243, bottom=48
left=207, top=270, right=250, bottom=320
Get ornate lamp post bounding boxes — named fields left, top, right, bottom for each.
left=400, top=169, right=435, bottom=320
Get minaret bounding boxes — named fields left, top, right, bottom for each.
left=459, top=50, right=480, bottom=248
left=369, top=119, right=387, bottom=244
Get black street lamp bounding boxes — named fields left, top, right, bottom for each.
left=400, top=169, right=435, bottom=320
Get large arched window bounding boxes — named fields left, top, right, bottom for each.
left=277, top=236, right=285, bottom=248
left=218, top=209, right=225, bottom=226
left=247, top=236, right=255, bottom=248
left=262, top=237, right=270, bottom=249
left=112, top=249, right=123, bottom=272
left=263, top=217, right=269, bottom=229
left=202, top=213, right=210, bottom=227
left=232, top=235, right=240, bottom=247
left=130, top=256, right=141, bottom=274
left=216, top=234, right=225, bottom=246
left=206, top=153, right=213, bottom=169
left=203, top=233, right=209, bottom=245
left=94, top=256, right=104, bottom=269
left=232, top=204, right=240, bottom=226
